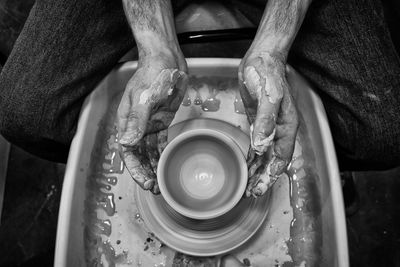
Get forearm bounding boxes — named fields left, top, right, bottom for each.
left=122, top=0, right=180, bottom=58
left=251, top=0, right=312, bottom=60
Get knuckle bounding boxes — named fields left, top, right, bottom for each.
left=127, top=110, right=141, bottom=122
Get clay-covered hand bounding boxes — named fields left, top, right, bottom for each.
left=238, top=51, right=299, bottom=197
left=118, top=52, right=187, bottom=194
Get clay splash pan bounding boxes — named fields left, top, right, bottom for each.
left=55, top=58, right=349, bottom=267
left=135, top=118, right=270, bottom=256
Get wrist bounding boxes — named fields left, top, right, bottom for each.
left=137, top=41, right=186, bottom=72
left=249, top=37, right=289, bottom=63
left=136, top=33, right=180, bottom=56
left=244, top=49, right=286, bottom=72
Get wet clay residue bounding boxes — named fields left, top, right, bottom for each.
left=143, top=232, right=163, bottom=255
left=181, top=91, right=191, bottom=106
left=182, top=76, right=247, bottom=115
left=284, top=117, right=323, bottom=267
left=83, top=94, right=171, bottom=267
left=234, top=90, right=246, bottom=115
left=84, top=96, right=128, bottom=266
left=191, top=76, right=203, bottom=106
left=201, top=87, right=221, bottom=112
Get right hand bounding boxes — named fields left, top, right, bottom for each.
left=238, top=51, right=299, bottom=197
left=118, top=50, right=187, bottom=194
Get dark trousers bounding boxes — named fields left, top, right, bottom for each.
left=0, top=0, right=399, bottom=170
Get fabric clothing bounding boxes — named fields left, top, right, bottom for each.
left=290, top=0, right=400, bottom=170
left=0, top=0, right=134, bottom=162
left=0, top=0, right=399, bottom=170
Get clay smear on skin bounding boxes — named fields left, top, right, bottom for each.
left=244, top=61, right=283, bottom=154
left=138, top=68, right=183, bottom=105
left=243, top=65, right=283, bottom=105
left=250, top=124, right=276, bottom=154
left=85, top=128, right=128, bottom=266
left=251, top=154, right=283, bottom=196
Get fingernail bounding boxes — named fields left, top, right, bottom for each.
left=252, top=187, right=262, bottom=197
left=152, top=184, right=160, bottom=194
left=143, top=179, right=155, bottom=190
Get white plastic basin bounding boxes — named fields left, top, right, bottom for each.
left=55, top=58, right=349, bottom=267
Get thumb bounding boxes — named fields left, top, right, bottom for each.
left=251, top=95, right=277, bottom=155
left=243, top=66, right=283, bottom=155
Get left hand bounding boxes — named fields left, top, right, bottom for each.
left=238, top=50, right=299, bottom=197
left=118, top=52, right=188, bottom=194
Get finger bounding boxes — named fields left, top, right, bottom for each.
left=238, top=69, right=257, bottom=124
left=144, top=133, right=159, bottom=174
left=250, top=153, right=282, bottom=197
left=246, top=147, right=256, bottom=164
left=145, top=133, right=162, bottom=194
left=272, top=86, right=299, bottom=176
left=118, top=103, right=151, bottom=146
left=119, top=141, right=157, bottom=191
left=250, top=155, right=288, bottom=198
left=117, top=70, right=150, bottom=145
left=250, top=88, right=298, bottom=197
left=251, top=165, right=279, bottom=197
left=246, top=159, right=268, bottom=198
left=246, top=153, right=267, bottom=197
left=248, top=153, right=265, bottom=177
left=146, top=111, right=174, bottom=133
left=243, top=66, right=284, bottom=155
left=245, top=148, right=262, bottom=197
left=117, top=89, right=134, bottom=141
left=143, top=130, right=168, bottom=195
left=157, top=129, right=168, bottom=155
left=246, top=172, right=260, bottom=197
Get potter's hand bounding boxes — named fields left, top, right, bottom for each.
left=238, top=52, right=298, bottom=197
left=118, top=53, right=187, bottom=194
left=237, top=0, right=311, bottom=197
left=120, top=0, right=187, bottom=193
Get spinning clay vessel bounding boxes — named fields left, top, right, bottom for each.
left=158, top=128, right=248, bottom=220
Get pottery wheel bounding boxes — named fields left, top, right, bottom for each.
left=135, top=119, right=271, bottom=256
